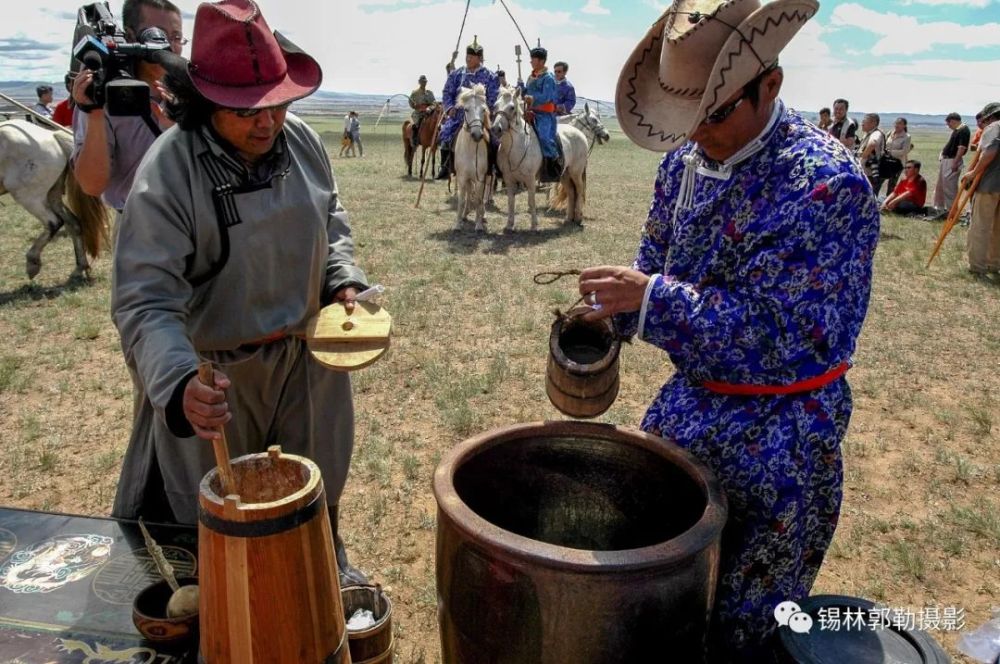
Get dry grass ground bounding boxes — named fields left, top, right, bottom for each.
left=0, top=114, right=996, bottom=663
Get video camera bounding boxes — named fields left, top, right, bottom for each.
left=71, top=1, right=171, bottom=116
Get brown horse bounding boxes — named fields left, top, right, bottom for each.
left=403, top=104, right=442, bottom=178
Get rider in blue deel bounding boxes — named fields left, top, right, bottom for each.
left=524, top=46, right=562, bottom=182
left=436, top=37, right=500, bottom=180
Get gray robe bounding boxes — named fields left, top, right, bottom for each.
left=111, top=114, right=367, bottom=524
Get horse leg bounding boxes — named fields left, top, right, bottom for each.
left=49, top=190, right=90, bottom=279
left=563, top=176, right=576, bottom=224
left=454, top=183, right=466, bottom=230
left=474, top=182, right=487, bottom=233
left=18, top=194, right=64, bottom=280
left=527, top=179, right=538, bottom=231
left=504, top=176, right=516, bottom=231
left=575, top=169, right=587, bottom=224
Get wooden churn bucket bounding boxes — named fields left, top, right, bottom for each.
left=198, top=446, right=350, bottom=664
left=342, top=584, right=394, bottom=664
left=546, top=308, right=621, bottom=418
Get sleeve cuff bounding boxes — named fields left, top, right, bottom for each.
left=636, top=274, right=663, bottom=342
left=165, top=369, right=198, bottom=438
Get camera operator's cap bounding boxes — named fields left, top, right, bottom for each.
left=980, top=102, right=1000, bottom=120
left=189, top=0, right=321, bottom=109
left=616, top=0, right=818, bottom=152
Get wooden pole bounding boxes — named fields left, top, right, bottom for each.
left=927, top=169, right=984, bottom=267
left=0, top=91, right=72, bottom=135
left=197, top=361, right=237, bottom=496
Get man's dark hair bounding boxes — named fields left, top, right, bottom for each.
left=554, top=61, right=568, bottom=72
left=906, top=159, right=921, bottom=172
left=162, top=70, right=215, bottom=130
left=946, top=112, right=961, bottom=123
left=896, top=116, right=908, bottom=131
left=819, top=107, right=830, bottom=116
left=865, top=113, right=880, bottom=127
left=743, top=63, right=779, bottom=108
left=122, top=0, right=181, bottom=33
left=834, top=98, right=849, bottom=109
left=36, top=85, right=53, bottom=97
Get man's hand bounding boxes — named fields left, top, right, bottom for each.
left=72, top=70, right=97, bottom=108
left=334, top=286, right=359, bottom=315
left=447, top=107, right=457, bottom=118
left=183, top=369, right=232, bottom=441
left=578, top=266, right=650, bottom=321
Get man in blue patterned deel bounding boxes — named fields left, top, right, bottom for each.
left=435, top=37, right=499, bottom=180
left=580, top=0, right=879, bottom=661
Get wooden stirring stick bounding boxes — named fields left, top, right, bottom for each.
left=198, top=361, right=237, bottom=496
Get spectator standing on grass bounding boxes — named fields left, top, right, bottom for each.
left=348, top=110, right=362, bottom=158
left=933, top=112, right=970, bottom=214
left=51, top=74, right=76, bottom=128
left=858, top=113, right=885, bottom=191
left=880, top=117, right=911, bottom=196
left=339, top=111, right=354, bottom=157
left=971, top=112, right=986, bottom=153
left=881, top=160, right=927, bottom=216
left=961, top=102, right=1000, bottom=275
left=817, top=106, right=831, bottom=131
left=829, top=98, right=857, bottom=151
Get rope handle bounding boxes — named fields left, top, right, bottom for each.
left=533, top=270, right=594, bottom=320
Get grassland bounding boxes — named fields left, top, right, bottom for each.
left=0, top=113, right=996, bottom=662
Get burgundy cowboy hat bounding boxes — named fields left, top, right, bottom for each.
left=616, top=0, right=818, bottom=152
left=188, top=0, right=322, bottom=109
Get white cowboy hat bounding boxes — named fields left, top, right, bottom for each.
left=616, top=0, right=819, bottom=152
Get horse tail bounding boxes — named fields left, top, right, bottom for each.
left=403, top=121, right=414, bottom=168
left=65, top=167, right=111, bottom=259
left=52, top=130, right=111, bottom=258
left=549, top=181, right=569, bottom=211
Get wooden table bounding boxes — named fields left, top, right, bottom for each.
left=0, top=507, right=198, bottom=663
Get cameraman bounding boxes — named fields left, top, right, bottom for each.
left=71, top=0, right=184, bottom=211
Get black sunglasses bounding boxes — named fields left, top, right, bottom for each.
left=703, top=63, right=778, bottom=125
left=704, top=95, right=746, bottom=125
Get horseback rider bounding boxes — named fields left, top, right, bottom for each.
left=554, top=61, right=577, bottom=115
left=436, top=37, right=499, bottom=180
left=524, top=46, right=562, bottom=182
left=408, top=75, right=436, bottom=148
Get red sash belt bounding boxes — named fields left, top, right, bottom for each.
left=532, top=102, right=556, bottom=114
left=702, top=362, right=850, bottom=396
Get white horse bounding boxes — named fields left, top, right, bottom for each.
left=452, top=85, right=491, bottom=232
left=550, top=104, right=610, bottom=224
left=558, top=103, right=611, bottom=148
left=0, top=120, right=109, bottom=280
left=492, top=85, right=543, bottom=231
left=550, top=123, right=590, bottom=225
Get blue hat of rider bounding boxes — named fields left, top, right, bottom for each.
left=466, top=36, right=483, bottom=56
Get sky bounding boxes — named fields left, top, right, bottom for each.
left=2, top=0, right=998, bottom=116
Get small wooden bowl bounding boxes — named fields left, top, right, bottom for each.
left=132, top=576, right=199, bottom=644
